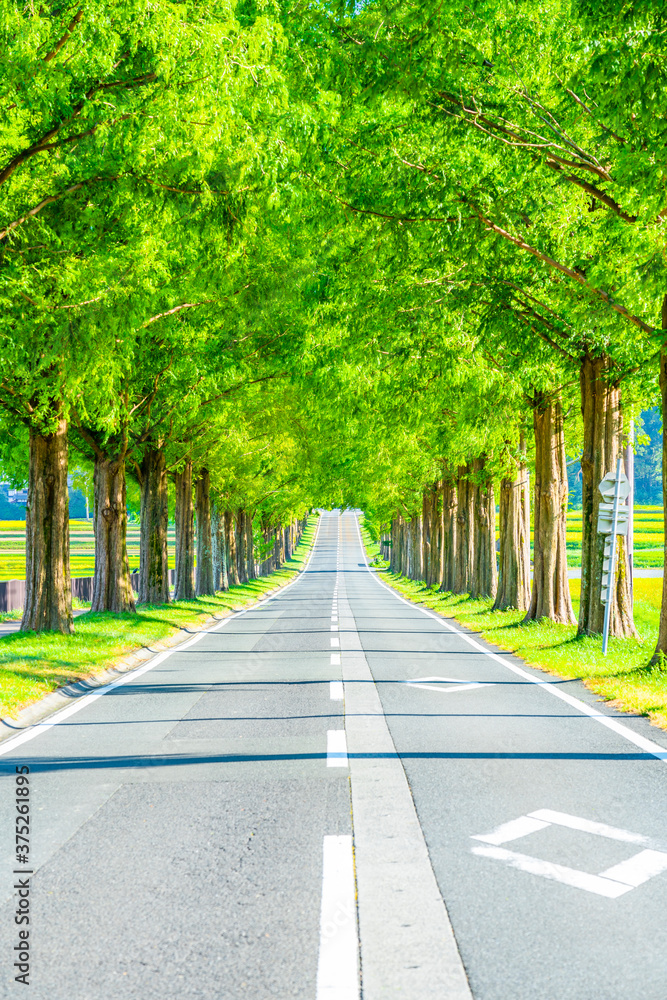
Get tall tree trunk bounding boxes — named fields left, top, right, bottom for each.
left=91, top=453, right=135, bottom=614
left=494, top=438, right=531, bottom=612
left=454, top=464, right=473, bottom=594
left=652, top=304, right=667, bottom=661
left=235, top=509, right=247, bottom=584
left=21, top=418, right=73, bottom=633
left=272, top=527, right=278, bottom=571
left=440, top=470, right=457, bottom=592
left=139, top=447, right=170, bottom=604
left=524, top=397, right=575, bottom=624
left=212, top=498, right=228, bottom=591
left=245, top=510, right=255, bottom=580
left=470, top=456, right=498, bottom=600
left=226, top=510, right=239, bottom=586
left=578, top=353, right=636, bottom=637
left=195, top=469, right=214, bottom=596
left=173, top=460, right=194, bottom=601
left=422, top=484, right=440, bottom=587
left=422, top=490, right=432, bottom=586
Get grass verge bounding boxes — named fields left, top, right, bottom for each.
left=0, top=517, right=318, bottom=719
left=360, top=521, right=667, bottom=732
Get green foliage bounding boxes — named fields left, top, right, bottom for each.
left=0, top=3, right=665, bottom=608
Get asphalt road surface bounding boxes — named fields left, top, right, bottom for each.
left=1, top=510, right=666, bottom=999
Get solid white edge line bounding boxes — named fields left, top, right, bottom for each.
left=316, top=835, right=360, bottom=1000
left=0, top=515, right=324, bottom=758
left=351, top=514, right=667, bottom=764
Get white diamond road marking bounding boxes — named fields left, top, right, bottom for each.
left=471, top=809, right=667, bottom=898
left=405, top=675, right=497, bottom=694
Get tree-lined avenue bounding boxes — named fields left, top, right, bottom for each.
left=1, top=511, right=666, bottom=999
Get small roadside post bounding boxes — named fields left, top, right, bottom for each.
left=597, top=459, right=630, bottom=656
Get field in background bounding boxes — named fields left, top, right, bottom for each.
left=0, top=520, right=176, bottom=582
left=1, top=505, right=664, bottom=583
left=566, top=505, right=663, bottom=568
left=0, top=520, right=317, bottom=718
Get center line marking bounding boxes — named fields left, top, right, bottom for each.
left=327, top=729, right=348, bottom=767
left=331, top=653, right=341, bottom=665
left=331, top=637, right=340, bottom=647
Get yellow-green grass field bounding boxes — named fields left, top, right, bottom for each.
left=0, top=518, right=317, bottom=719
left=496, top=505, right=664, bottom=568
left=564, top=505, right=663, bottom=568
left=362, top=522, right=667, bottom=733
left=0, top=519, right=175, bottom=581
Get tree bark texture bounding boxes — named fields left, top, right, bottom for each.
left=470, top=456, right=498, bottom=600
left=195, top=469, right=214, bottom=596
left=439, top=472, right=457, bottom=592
left=21, top=418, right=73, bottom=633
left=235, top=509, right=247, bottom=584
left=578, top=353, right=636, bottom=637
left=91, top=453, right=135, bottom=614
left=408, top=516, right=422, bottom=580
left=244, top=511, right=255, bottom=580
left=173, top=460, right=194, bottom=601
left=524, top=397, right=575, bottom=624
left=494, top=442, right=531, bottom=612
left=211, top=499, right=228, bottom=591
left=139, top=447, right=170, bottom=604
left=454, top=465, right=473, bottom=594
left=226, top=510, right=239, bottom=586
left=422, top=485, right=440, bottom=587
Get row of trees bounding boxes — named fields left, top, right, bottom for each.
left=0, top=3, right=325, bottom=633
left=300, top=0, right=666, bottom=659
left=1, top=2, right=666, bottom=661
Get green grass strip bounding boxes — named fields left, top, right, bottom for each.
left=0, top=517, right=317, bottom=719
left=360, top=520, right=667, bottom=732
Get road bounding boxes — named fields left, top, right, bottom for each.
left=1, top=510, right=666, bottom=999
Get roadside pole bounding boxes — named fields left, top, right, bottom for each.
left=598, top=461, right=630, bottom=656
left=624, top=420, right=634, bottom=602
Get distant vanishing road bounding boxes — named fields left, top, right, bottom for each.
left=1, top=510, right=666, bottom=999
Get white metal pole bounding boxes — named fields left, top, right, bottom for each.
left=624, top=420, right=634, bottom=603
left=602, top=457, right=623, bottom=656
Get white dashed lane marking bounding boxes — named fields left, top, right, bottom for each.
left=327, top=730, right=348, bottom=767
